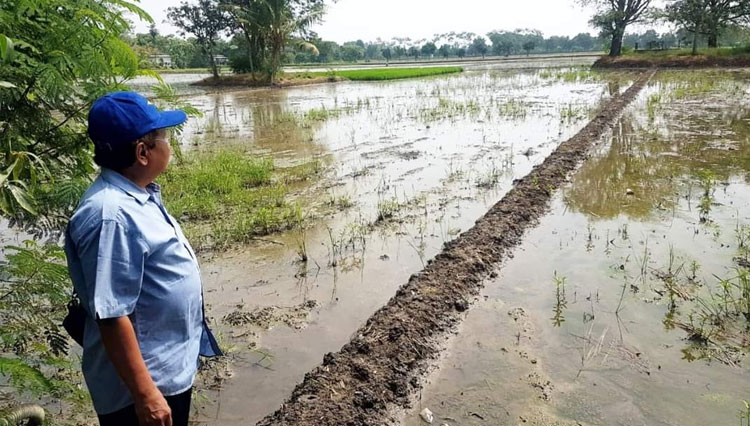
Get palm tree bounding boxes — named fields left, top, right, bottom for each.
left=261, top=0, right=325, bottom=83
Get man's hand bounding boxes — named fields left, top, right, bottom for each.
left=98, top=316, right=171, bottom=426
left=135, top=388, right=172, bottom=426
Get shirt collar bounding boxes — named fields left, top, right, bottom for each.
left=100, top=168, right=152, bottom=205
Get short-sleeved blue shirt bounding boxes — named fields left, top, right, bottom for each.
left=64, top=169, right=221, bottom=415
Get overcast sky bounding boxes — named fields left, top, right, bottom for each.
left=132, top=0, right=601, bottom=42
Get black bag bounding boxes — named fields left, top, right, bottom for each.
left=62, top=292, right=86, bottom=346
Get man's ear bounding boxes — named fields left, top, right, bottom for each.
left=134, top=141, right=149, bottom=166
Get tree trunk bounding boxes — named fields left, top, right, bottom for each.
left=269, top=31, right=283, bottom=84
left=609, top=26, right=625, bottom=57
left=208, top=45, right=219, bottom=79
left=707, top=32, right=718, bottom=48
left=692, top=29, right=699, bottom=55
left=242, top=28, right=255, bottom=74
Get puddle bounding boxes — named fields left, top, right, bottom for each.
left=175, top=66, right=638, bottom=423
left=404, top=70, right=750, bottom=426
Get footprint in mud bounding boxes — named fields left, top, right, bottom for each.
left=507, top=307, right=536, bottom=347
left=506, top=307, right=557, bottom=401
left=526, top=371, right=555, bottom=401
left=518, top=407, right=584, bottom=426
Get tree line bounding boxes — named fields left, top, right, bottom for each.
left=583, top=0, right=750, bottom=56
left=128, top=0, right=750, bottom=79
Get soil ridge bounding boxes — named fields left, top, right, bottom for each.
left=256, top=70, right=656, bottom=426
left=594, top=54, right=750, bottom=69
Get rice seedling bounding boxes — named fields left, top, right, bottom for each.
left=551, top=271, right=568, bottom=327
left=304, top=106, right=343, bottom=122
left=326, top=193, right=354, bottom=210
left=647, top=93, right=662, bottom=121
left=475, top=163, right=502, bottom=189
left=696, top=170, right=716, bottom=223
left=559, top=103, right=586, bottom=122
left=375, top=198, right=401, bottom=223
left=293, top=202, right=308, bottom=263
left=496, top=98, right=528, bottom=118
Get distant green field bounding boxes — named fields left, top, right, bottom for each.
left=288, top=66, right=464, bottom=81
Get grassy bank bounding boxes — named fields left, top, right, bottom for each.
left=291, top=66, right=464, bottom=81
left=595, top=46, right=750, bottom=68
left=196, top=66, right=463, bottom=87
left=145, top=66, right=231, bottom=74
left=160, top=150, right=321, bottom=251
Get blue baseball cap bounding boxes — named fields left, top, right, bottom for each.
left=88, top=91, right=187, bottom=146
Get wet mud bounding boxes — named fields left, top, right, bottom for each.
left=255, top=70, right=656, bottom=425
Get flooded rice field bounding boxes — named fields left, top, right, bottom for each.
left=403, top=70, right=750, bottom=426
left=165, top=65, right=750, bottom=425
left=178, top=64, right=636, bottom=424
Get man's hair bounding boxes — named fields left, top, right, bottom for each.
left=93, top=129, right=166, bottom=171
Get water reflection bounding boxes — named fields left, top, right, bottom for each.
left=565, top=85, right=750, bottom=220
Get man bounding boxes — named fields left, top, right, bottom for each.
left=65, top=92, right=222, bottom=426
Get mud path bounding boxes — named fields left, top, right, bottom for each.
left=256, top=69, right=656, bottom=426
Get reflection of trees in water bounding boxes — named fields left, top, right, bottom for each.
left=196, top=90, right=327, bottom=159
left=565, top=105, right=750, bottom=220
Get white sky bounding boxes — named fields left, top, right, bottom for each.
left=131, top=0, right=600, bottom=42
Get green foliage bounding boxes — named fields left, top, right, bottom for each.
left=0, top=0, right=193, bottom=413
left=167, top=0, right=232, bottom=78
left=0, top=241, right=89, bottom=406
left=229, top=52, right=254, bottom=74
left=0, top=0, right=153, bottom=226
left=581, top=0, right=653, bottom=56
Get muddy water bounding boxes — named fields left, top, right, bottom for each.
left=176, top=67, right=636, bottom=424
left=404, top=70, right=750, bottom=426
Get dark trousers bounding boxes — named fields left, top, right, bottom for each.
left=98, top=388, right=192, bottom=426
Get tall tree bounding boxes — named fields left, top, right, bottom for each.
left=704, top=0, right=750, bottom=47
left=261, top=0, right=326, bottom=83
left=382, top=47, right=392, bottom=64
left=421, top=42, right=437, bottom=57
left=220, top=0, right=267, bottom=73
left=523, top=40, right=536, bottom=55
left=470, top=37, right=489, bottom=58
left=438, top=44, right=452, bottom=58
left=664, top=0, right=711, bottom=54
left=168, top=0, right=231, bottom=78
left=581, top=0, right=653, bottom=56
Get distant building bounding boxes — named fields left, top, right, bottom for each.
left=148, top=54, right=173, bottom=68
left=213, top=55, right=229, bottom=66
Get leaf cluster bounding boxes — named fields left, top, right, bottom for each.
left=0, top=241, right=89, bottom=407
left=0, top=0, right=154, bottom=225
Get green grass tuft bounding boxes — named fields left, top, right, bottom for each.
left=160, top=150, right=320, bottom=250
